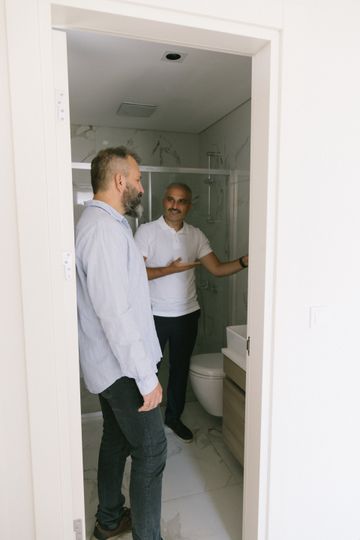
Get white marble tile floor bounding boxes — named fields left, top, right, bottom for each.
left=82, top=401, right=243, bottom=540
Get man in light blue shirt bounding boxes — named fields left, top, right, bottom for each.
left=76, top=146, right=166, bottom=540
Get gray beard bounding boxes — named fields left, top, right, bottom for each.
left=125, top=201, right=143, bottom=218
left=124, top=190, right=143, bottom=217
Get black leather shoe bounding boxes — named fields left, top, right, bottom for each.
left=165, top=419, right=193, bottom=442
left=93, top=507, right=132, bottom=539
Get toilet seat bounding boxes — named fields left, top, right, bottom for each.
left=190, top=353, right=224, bottom=378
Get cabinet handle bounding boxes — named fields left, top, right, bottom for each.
left=246, top=336, right=250, bottom=356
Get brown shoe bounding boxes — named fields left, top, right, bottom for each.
left=93, top=508, right=132, bottom=539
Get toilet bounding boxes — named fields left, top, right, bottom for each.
left=189, top=352, right=225, bottom=417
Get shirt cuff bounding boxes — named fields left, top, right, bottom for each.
left=135, top=372, right=159, bottom=396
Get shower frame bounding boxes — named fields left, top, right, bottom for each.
left=73, top=162, right=230, bottom=221
left=72, top=161, right=249, bottom=328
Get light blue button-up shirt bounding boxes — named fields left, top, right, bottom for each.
left=75, top=200, right=161, bottom=395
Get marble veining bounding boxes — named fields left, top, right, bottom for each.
left=151, top=135, right=181, bottom=166
left=82, top=401, right=243, bottom=540
left=71, top=124, right=199, bottom=167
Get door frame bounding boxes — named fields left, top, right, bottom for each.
left=5, top=1, right=280, bottom=538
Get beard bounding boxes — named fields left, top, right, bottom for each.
left=123, top=185, right=143, bottom=218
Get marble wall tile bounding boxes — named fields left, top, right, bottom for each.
left=199, top=100, right=251, bottom=171
left=198, top=101, right=251, bottom=328
left=71, top=124, right=199, bottom=167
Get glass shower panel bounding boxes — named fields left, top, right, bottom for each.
left=190, top=174, right=230, bottom=354
left=141, top=171, right=230, bottom=354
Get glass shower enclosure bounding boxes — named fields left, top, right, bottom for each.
left=138, top=165, right=231, bottom=355
left=72, top=162, right=248, bottom=410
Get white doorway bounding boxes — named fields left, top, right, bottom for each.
left=8, top=3, right=279, bottom=539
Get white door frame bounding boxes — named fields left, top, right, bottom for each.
left=5, top=1, right=280, bottom=538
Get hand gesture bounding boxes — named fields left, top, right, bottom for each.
left=169, top=257, right=200, bottom=273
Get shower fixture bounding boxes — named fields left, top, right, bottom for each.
left=205, top=151, right=223, bottom=223
left=205, top=151, right=223, bottom=184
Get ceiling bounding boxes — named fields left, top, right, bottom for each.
left=66, top=30, right=252, bottom=134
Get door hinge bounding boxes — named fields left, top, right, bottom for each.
left=63, top=251, right=72, bottom=281
left=73, top=519, right=83, bottom=540
left=246, top=336, right=250, bottom=356
left=55, top=89, right=66, bottom=121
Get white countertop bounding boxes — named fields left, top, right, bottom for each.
left=221, top=347, right=247, bottom=372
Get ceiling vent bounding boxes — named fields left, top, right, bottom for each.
left=116, top=102, right=157, bottom=118
left=161, top=51, right=187, bottom=63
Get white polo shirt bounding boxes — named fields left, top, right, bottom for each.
left=135, top=216, right=212, bottom=317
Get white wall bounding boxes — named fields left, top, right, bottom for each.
left=0, top=0, right=35, bottom=535
left=268, top=2, right=360, bottom=538
left=4, top=1, right=360, bottom=539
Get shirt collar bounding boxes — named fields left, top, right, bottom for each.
left=85, top=200, right=130, bottom=228
left=158, top=215, right=187, bottom=234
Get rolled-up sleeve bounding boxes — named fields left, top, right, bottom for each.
left=197, top=229, right=212, bottom=258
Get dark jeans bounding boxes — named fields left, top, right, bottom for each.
left=154, top=310, right=200, bottom=424
left=97, top=377, right=167, bottom=540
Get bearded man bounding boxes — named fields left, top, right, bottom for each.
left=75, top=146, right=166, bottom=540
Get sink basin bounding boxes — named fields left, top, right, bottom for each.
left=222, top=325, right=247, bottom=371
left=226, top=325, right=247, bottom=357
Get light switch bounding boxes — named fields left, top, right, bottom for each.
left=309, top=305, right=329, bottom=329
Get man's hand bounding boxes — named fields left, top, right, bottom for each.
left=138, top=381, right=163, bottom=412
left=145, top=257, right=200, bottom=280
left=240, top=255, right=248, bottom=268
left=169, top=257, right=200, bottom=272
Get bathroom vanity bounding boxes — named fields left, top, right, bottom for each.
left=222, top=325, right=247, bottom=466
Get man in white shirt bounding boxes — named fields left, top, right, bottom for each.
left=76, top=147, right=166, bottom=540
left=135, top=183, right=248, bottom=442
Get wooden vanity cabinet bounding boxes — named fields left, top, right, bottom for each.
left=222, top=354, right=246, bottom=466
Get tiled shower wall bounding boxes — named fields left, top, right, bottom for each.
left=199, top=100, right=250, bottom=334
left=71, top=125, right=199, bottom=168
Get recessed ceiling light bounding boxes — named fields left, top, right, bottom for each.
left=161, top=51, right=187, bottom=63
left=166, top=53, right=181, bottom=61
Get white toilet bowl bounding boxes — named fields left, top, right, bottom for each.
left=189, top=353, right=225, bottom=417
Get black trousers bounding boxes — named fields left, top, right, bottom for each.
left=97, top=377, right=167, bottom=538
left=154, top=310, right=200, bottom=423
